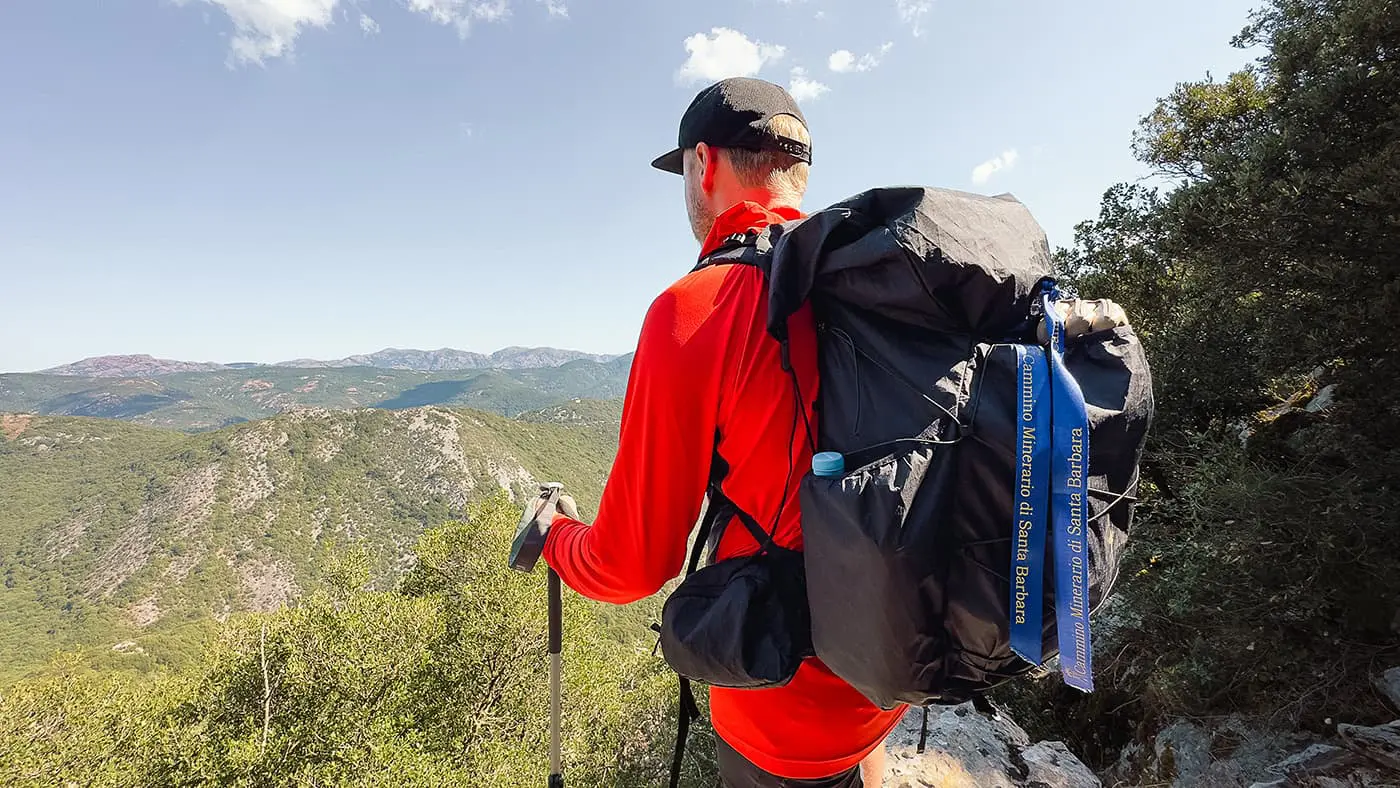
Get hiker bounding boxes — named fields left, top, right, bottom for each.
left=542, top=77, right=899, bottom=787
left=541, top=77, right=1140, bottom=787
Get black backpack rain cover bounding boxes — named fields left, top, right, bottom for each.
left=711, top=186, right=1154, bottom=711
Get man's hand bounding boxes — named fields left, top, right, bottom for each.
left=1037, top=298, right=1130, bottom=344
left=556, top=493, right=580, bottom=521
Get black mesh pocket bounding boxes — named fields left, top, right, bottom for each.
left=799, top=441, right=959, bottom=709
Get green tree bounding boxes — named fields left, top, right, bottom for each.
left=0, top=493, right=717, bottom=786
left=1006, top=0, right=1400, bottom=758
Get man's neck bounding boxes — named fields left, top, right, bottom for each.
left=698, top=198, right=804, bottom=259
left=714, top=186, right=798, bottom=215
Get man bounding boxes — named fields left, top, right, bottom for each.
left=541, top=77, right=903, bottom=786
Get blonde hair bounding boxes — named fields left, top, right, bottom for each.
left=722, top=113, right=811, bottom=202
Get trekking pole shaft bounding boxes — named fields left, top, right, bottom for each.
left=548, top=567, right=562, bottom=783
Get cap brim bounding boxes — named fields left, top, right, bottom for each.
left=650, top=148, right=684, bottom=175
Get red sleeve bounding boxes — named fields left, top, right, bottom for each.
left=541, top=267, right=751, bottom=604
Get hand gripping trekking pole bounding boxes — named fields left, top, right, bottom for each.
left=509, top=482, right=567, bottom=788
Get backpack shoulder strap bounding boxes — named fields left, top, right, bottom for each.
left=665, top=432, right=773, bottom=788
left=693, top=229, right=769, bottom=274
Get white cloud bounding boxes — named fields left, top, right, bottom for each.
left=788, top=67, right=830, bottom=103
left=676, top=27, right=786, bottom=84
left=459, top=122, right=475, bottom=138
left=971, top=149, right=1020, bottom=184
left=181, top=0, right=563, bottom=65
left=815, top=10, right=826, bottom=19
left=406, top=0, right=511, bottom=37
left=896, top=0, right=934, bottom=36
left=176, top=0, right=338, bottom=66
left=828, top=42, right=892, bottom=73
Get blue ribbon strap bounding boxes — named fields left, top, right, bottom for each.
left=1009, top=285, right=1095, bottom=693
left=1044, top=288, right=1094, bottom=693
left=1010, top=344, right=1050, bottom=664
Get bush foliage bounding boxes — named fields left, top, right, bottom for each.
left=998, top=0, right=1400, bottom=763
left=0, top=494, right=718, bottom=787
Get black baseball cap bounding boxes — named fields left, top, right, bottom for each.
left=650, top=77, right=812, bottom=175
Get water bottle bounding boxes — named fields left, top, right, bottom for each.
left=812, top=451, right=845, bottom=478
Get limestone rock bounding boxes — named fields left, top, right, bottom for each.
left=1022, top=740, right=1103, bottom=787
left=1376, top=668, right=1400, bottom=712
left=1305, top=383, right=1340, bottom=413
left=1245, top=726, right=1400, bottom=788
left=882, top=702, right=1099, bottom=788
left=1338, top=721, right=1400, bottom=774
left=1268, top=743, right=1363, bottom=777
left=1151, top=719, right=1214, bottom=787
left=1130, top=716, right=1311, bottom=787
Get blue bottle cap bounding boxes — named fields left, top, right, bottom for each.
left=812, top=452, right=845, bottom=477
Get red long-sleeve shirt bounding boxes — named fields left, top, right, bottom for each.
left=543, top=200, right=907, bottom=779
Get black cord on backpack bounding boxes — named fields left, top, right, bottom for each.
left=779, top=339, right=818, bottom=454
left=771, top=337, right=820, bottom=546
left=769, top=367, right=801, bottom=549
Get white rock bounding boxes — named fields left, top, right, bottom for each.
left=1022, top=741, right=1103, bottom=787
left=1376, top=667, right=1400, bottom=711
left=1152, top=720, right=1213, bottom=787
left=1304, top=383, right=1340, bottom=413
left=883, top=703, right=1099, bottom=788
left=1267, top=743, right=1360, bottom=776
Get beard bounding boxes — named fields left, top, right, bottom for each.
left=685, top=170, right=716, bottom=245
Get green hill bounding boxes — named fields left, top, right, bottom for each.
left=0, top=405, right=620, bottom=684
left=0, top=357, right=632, bottom=432
left=0, top=496, right=710, bottom=787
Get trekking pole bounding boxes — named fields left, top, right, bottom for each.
left=509, top=482, right=568, bottom=788
left=548, top=566, right=563, bottom=788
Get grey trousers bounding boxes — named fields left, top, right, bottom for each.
left=714, top=737, right=863, bottom=788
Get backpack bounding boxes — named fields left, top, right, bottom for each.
left=656, top=185, right=1153, bottom=782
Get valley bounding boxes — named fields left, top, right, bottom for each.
left=0, top=402, right=621, bottom=683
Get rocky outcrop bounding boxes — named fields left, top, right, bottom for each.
left=883, top=701, right=1100, bottom=787
left=1108, top=717, right=1312, bottom=787
left=1243, top=721, right=1400, bottom=787
left=1106, top=666, right=1400, bottom=788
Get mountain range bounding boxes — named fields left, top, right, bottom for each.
left=1, top=346, right=633, bottom=682
left=36, top=347, right=627, bottom=377
left=1, top=355, right=633, bottom=432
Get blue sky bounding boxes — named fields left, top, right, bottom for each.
left=1, top=0, right=1262, bottom=372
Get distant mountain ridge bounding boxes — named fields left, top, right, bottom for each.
left=39, top=355, right=229, bottom=378
left=38, top=347, right=627, bottom=377
left=1, top=356, right=632, bottom=432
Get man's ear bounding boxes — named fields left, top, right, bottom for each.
left=695, top=142, right=719, bottom=194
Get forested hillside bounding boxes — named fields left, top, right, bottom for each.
left=0, top=404, right=618, bottom=684
left=0, top=496, right=699, bottom=787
